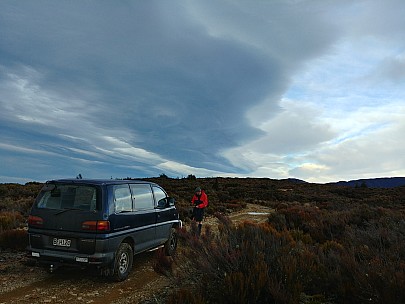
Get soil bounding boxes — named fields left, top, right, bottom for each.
left=0, top=204, right=272, bottom=304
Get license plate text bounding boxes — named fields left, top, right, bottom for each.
left=53, top=238, right=71, bottom=247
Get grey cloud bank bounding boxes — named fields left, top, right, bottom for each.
left=0, top=1, right=404, bottom=183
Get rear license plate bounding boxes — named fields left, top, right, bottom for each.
left=53, top=238, right=71, bottom=247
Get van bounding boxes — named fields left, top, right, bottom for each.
left=27, top=179, right=182, bottom=281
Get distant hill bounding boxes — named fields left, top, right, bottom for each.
left=329, top=177, right=405, bottom=188
left=282, top=178, right=308, bottom=184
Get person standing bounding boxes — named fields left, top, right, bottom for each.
left=191, top=187, right=208, bottom=235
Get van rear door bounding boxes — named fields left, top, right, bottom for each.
left=28, top=183, right=102, bottom=255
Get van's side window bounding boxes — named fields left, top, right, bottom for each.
left=130, top=184, right=154, bottom=210
left=113, top=185, right=133, bottom=212
left=152, top=186, right=167, bottom=206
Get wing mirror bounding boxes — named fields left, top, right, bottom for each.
left=168, top=197, right=176, bottom=206
left=156, top=197, right=176, bottom=209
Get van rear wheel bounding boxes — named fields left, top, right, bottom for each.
left=112, top=242, right=133, bottom=281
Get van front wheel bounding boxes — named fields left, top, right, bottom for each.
left=112, top=242, right=133, bottom=281
left=164, top=228, right=177, bottom=256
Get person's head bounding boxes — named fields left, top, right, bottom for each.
left=195, top=187, right=202, bottom=194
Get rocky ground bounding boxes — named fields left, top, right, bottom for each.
left=0, top=204, right=272, bottom=304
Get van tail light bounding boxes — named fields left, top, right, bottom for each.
left=82, top=220, right=110, bottom=232
left=96, top=221, right=110, bottom=232
left=28, top=215, right=44, bottom=227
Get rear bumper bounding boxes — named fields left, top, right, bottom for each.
left=27, top=247, right=115, bottom=267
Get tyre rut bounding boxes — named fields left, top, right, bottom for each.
left=0, top=251, right=166, bottom=304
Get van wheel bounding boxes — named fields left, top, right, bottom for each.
left=112, top=242, right=133, bottom=281
left=164, top=228, right=177, bottom=256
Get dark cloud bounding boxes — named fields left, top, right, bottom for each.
left=1, top=1, right=292, bottom=173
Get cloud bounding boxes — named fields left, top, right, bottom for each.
left=222, top=99, right=336, bottom=176
left=373, top=55, right=405, bottom=83
left=290, top=102, right=405, bottom=182
left=0, top=1, right=285, bottom=172
left=343, top=0, right=405, bottom=41
left=249, top=100, right=336, bottom=154
left=223, top=97, right=405, bottom=183
left=1, top=1, right=405, bottom=183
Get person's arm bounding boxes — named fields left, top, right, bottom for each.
left=202, top=192, right=208, bottom=208
left=196, top=192, right=208, bottom=208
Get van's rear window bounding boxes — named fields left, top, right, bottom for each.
left=37, top=184, right=98, bottom=211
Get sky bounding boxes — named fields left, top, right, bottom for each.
left=1, top=0, right=405, bottom=184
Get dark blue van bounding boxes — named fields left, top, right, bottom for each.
left=27, top=179, right=182, bottom=281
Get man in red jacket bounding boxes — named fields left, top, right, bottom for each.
left=191, top=187, right=208, bottom=235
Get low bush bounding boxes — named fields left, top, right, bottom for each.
left=153, top=248, right=174, bottom=276
left=0, top=211, right=24, bottom=231
left=171, top=215, right=321, bottom=304
left=167, top=205, right=405, bottom=304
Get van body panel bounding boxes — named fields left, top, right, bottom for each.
left=27, top=179, right=182, bottom=272
left=155, top=207, right=180, bottom=243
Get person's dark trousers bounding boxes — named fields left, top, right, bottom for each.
left=198, top=224, right=202, bottom=236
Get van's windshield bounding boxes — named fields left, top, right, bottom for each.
left=36, top=184, right=99, bottom=211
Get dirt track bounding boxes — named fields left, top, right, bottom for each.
left=0, top=204, right=272, bottom=304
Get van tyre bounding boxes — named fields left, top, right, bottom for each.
left=164, top=228, right=177, bottom=256
left=112, top=242, right=133, bottom=281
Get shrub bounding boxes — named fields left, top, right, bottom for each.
left=268, top=211, right=287, bottom=231
left=186, top=174, right=197, bottom=180
left=0, top=211, right=24, bottom=231
left=166, top=288, right=205, bottom=304
left=153, top=248, right=174, bottom=276
left=171, top=215, right=321, bottom=304
left=169, top=203, right=405, bottom=304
